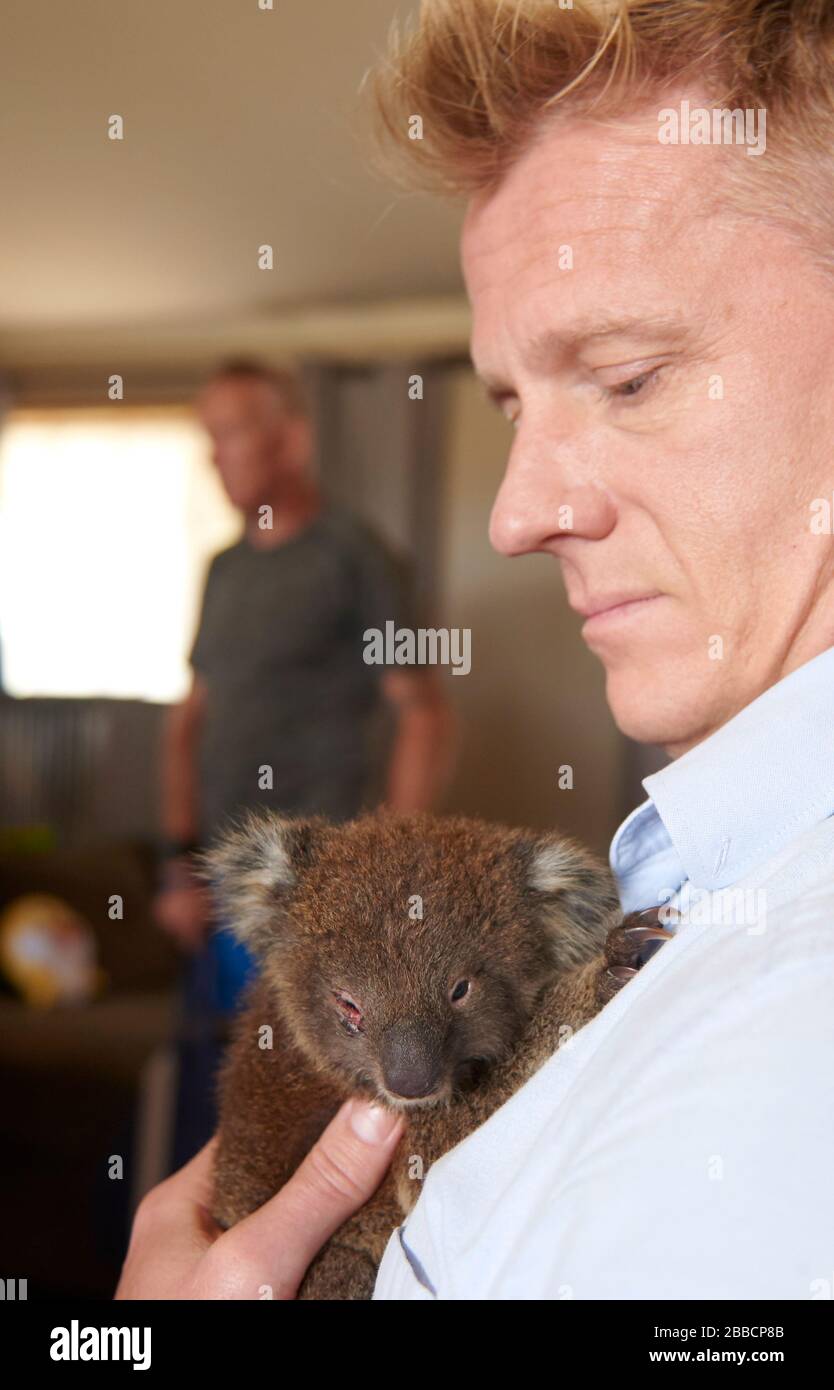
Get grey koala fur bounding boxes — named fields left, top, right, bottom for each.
left=204, top=809, right=622, bottom=1299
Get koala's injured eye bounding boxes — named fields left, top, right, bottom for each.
left=333, top=990, right=364, bottom=1035
left=450, top=979, right=471, bottom=1004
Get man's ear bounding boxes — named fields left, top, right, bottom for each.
left=197, top=812, right=327, bottom=958
left=525, top=834, right=620, bottom=972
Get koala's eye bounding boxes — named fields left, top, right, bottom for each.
left=333, top=990, right=364, bottom=1035
left=450, top=979, right=471, bottom=1004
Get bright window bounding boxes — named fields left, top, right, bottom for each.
left=0, top=407, right=241, bottom=702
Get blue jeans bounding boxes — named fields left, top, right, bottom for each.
left=169, top=926, right=258, bottom=1172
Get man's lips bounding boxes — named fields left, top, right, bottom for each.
left=570, top=592, right=664, bottom=624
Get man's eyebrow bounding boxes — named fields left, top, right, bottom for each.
left=473, top=313, right=692, bottom=398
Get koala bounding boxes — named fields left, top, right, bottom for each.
left=204, top=810, right=626, bottom=1300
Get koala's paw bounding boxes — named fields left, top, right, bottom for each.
left=594, top=906, right=675, bottom=1009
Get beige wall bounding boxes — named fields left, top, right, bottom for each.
left=436, top=367, right=627, bottom=858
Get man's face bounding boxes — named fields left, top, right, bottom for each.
left=462, top=97, right=834, bottom=754
left=196, top=378, right=310, bottom=514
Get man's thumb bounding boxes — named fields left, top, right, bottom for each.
left=229, top=1096, right=404, bottom=1297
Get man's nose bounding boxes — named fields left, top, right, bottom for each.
left=488, top=440, right=617, bottom=556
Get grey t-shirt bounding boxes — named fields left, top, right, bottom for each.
left=189, top=508, right=416, bottom=839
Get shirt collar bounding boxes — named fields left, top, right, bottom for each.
left=610, top=644, right=834, bottom=912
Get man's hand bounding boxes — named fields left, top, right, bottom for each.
left=154, top=883, right=212, bottom=953
left=114, top=1097, right=404, bottom=1300
left=153, top=857, right=212, bottom=953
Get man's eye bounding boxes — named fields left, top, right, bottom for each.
left=606, top=368, right=660, bottom=402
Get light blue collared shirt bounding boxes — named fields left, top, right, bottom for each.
left=375, top=644, right=834, bottom=1299
left=610, top=643, right=834, bottom=914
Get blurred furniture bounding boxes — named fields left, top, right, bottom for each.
left=0, top=837, right=180, bottom=1297
left=0, top=694, right=164, bottom=843
left=0, top=694, right=182, bottom=1297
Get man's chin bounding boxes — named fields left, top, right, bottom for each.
left=226, top=490, right=262, bottom=515
left=603, top=666, right=717, bottom=754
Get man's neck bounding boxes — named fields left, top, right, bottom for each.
left=243, top=485, right=322, bottom=551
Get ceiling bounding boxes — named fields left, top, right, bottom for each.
left=0, top=0, right=469, bottom=370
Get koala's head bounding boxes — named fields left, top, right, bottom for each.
left=204, top=811, right=618, bottom=1109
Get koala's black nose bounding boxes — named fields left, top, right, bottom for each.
left=380, top=1019, right=444, bottom=1099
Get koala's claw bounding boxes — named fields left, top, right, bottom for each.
left=597, top=907, right=675, bottom=1006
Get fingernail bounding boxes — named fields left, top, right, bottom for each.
left=348, top=1099, right=401, bottom=1143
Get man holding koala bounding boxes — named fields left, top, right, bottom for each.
left=118, top=0, right=834, bottom=1300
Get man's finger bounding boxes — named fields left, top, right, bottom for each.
left=158, top=1135, right=220, bottom=1208
left=115, top=1138, right=223, bottom=1299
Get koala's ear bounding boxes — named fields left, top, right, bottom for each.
left=525, top=835, right=620, bottom=971
left=198, top=812, right=326, bottom=957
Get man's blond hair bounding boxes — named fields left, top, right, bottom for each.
left=369, top=0, right=834, bottom=268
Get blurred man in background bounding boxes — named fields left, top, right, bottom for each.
left=156, top=359, right=455, bottom=1165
